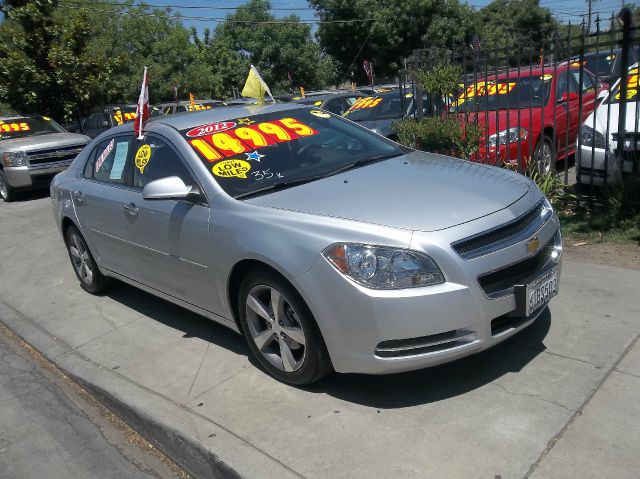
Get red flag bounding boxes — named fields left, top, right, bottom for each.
left=134, top=66, right=149, bottom=140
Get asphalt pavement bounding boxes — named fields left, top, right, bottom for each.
left=0, top=192, right=638, bottom=478
left=0, top=322, right=185, bottom=479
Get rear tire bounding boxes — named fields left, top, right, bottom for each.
left=237, top=269, right=332, bottom=385
left=533, top=136, right=556, bottom=174
left=65, top=225, right=112, bottom=294
left=0, top=170, right=15, bottom=202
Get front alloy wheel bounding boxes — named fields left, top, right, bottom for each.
left=238, top=271, right=331, bottom=385
left=0, top=171, right=15, bottom=202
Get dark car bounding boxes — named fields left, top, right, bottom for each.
left=569, top=48, right=639, bottom=84
left=343, top=90, right=429, bottom=139
left=291, top=92, right=368, bottom=115
left=157, top=99, right=226, bottom=115
left=66, top=105, right=163, bottom=139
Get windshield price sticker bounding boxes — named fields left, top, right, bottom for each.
left=348, top=97, right=383, bottom=111
left=186, top=121, right=237, bottom=138
left=0, top=122, right=30, bottom=132
left=188, top=117, right=318, bottom=162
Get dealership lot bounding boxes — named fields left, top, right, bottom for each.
left=1, top=195, right=639, bottom=478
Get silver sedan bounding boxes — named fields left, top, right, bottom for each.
left=51, top=103, right=562, bottom=385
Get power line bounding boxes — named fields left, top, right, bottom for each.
left=60, top=0, right=318, bottom=11
left=56, top=4, right=375, bottom=24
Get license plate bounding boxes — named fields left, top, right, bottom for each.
left=525, top=268, right=559, bottom=316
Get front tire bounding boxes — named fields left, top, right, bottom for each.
left=238, top=270, right=332, bottom=385
left=65, top=226, right=112, bottom=294
left=0, top=170, right=16, bottom=202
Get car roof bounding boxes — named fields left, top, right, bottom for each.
left=155, top=102, right=313, bottom=131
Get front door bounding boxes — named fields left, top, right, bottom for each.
left=123, top=135, right=214, bottom=311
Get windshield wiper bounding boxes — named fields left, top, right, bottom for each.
left=234, top=175, right=323, bottom=200
left=323, top=152, right=401, bottom=177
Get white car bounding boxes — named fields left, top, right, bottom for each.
left=577, top=63, right=639, bottom=186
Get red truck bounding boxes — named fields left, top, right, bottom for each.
left=452, top=64, right=606, bottom=172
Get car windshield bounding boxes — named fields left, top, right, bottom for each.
left=343, top=92, right=413, bottom=121
left=0, top=116, right=65, bottom=140
left=451, top=76, right=553, bottom=112
left=608, top=67, right=638, bottom=104
left=580, top=52, right=616, bottom=77
left=181, top=108, right=404, bottom=198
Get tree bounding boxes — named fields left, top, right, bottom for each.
left=0, top=0, right=122, bottom=121
left=212, top=0, right=337, bottom=93
left=310, top=0, right=476, bottom=83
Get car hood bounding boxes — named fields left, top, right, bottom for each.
left=0, top=132, right=90, bottom=152
left=590, top=101, right=637, bottom=144
left=244, top=151, right=531, bottom=232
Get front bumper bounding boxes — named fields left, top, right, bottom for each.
left=3, top=159, right=73, bottom=189
left=576, top=144, right=636, bottom=186
left=295, top=206, right=562, bottom=374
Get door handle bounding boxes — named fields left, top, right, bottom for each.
left=72, top=190, right=85, bottom=202
left=123, top=203, right=138, bottom=215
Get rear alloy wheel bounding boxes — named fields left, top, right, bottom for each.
left=533, top=136, right=555, bottom=174
left=65, top=226, right=112, bottom=294
left=0, top=170, right=15, bottom=202
left=238, top=271, right=331, bottom=385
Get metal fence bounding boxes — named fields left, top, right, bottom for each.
left=411, top=8, right=639, bottom=207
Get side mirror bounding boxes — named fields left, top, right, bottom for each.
left=143, top=176, right=193, bottom=200
left=559, top=92, right=579, bottom=103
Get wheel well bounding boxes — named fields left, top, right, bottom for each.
left=227, top=259, right=287, bottom=329
left=542, top=127, right=555, bottom=146
left=61, top=217, right=77, bottom=242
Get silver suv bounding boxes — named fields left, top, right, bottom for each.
left=0, top=115, right=90, bottom=202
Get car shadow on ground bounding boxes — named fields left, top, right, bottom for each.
left=104, top=280, right=551, bottom=408
left=13, top=189, right=51, bottom=202
left=309, top=310, right=551, bottom=408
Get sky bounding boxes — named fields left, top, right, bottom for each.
left=138, top=0, right=630, bottom=34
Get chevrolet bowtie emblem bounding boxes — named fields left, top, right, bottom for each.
left=526, top=237, right=539, bottom=254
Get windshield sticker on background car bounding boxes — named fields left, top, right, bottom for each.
left=188, top=104, right=212, bottom=112
left=0, top=122, right=30, bottom=133
left=187, top=117, right=319, bottom=162
left=540, top=74, right=553, bottom=81
left=135, top=144, right=151, bottom=174
left=95, top=139, right=115, bottom=172
left=113, top=111, right=136, bottom=126
left=237, top=117, right=255, bottom=125
left=348, top=97, right=383, bottom=111
left=614, top=70, right=639, bottom=100
left=313, top=101, right=323, bottom=106
left=186, top=121, right=237, bottom=138
left=310, top=110, right=331, bottom=118
left=455, top=81, right=516, bottom=105
left=42, top=116, right=51, bottom=121
left=212, top=159, right=251, bottom=178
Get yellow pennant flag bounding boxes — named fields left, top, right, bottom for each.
left=300, top=86, right=305, bottom=98
left=241, top=65, right=275, bottom=103
left=189, top=93, right=195, bottom=110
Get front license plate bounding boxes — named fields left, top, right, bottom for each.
left=525, top=268, right=559, bottom=316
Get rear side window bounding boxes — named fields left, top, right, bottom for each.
left=131, top=137, right=195, bottom=189
left=84, top=136, right=134, bottom=184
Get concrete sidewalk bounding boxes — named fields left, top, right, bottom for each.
left=1, top=195, right=639, bottom=478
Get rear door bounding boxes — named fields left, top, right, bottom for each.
left=74, top=135, right=139, bottom=278
left=122, top=135, right=214, bottom=310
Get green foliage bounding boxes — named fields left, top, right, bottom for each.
left=212, top=0, right=338, bottom=93
left=0, top=0, right=122, bottom=121
left=527, top=165, right=575, bottom=206
left=413, top=65, right=462, bottom=97
left=393, top=116, right=482, bottom=159
left=309, top=0, right=475, bottom=82
left=604, top=176, right=640, bottom=227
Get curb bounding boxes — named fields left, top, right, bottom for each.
left=0, top=298, right=300, bottom=479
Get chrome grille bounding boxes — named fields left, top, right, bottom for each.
left=452, top=201, right=549, bottom=259
left=26, top=145, right=85, bottom=166
left=478, top=234, right=558, bottom=298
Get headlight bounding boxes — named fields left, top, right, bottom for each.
left=322, top=243, right=445, bottom=289
left=487, top=127, right=527, bottom=148
left=580, top=125, right=606, bottom=149
left=2, top=151, right=27, bottom=167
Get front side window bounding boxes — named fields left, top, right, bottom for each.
left=571, top=70, right=595, bottom=93
left=181, top=108, right=404, bottom=198
left=132, top=137, right=195, bottom=189
left=85, top=135, right=134, bottom=184
left=0, top=116, right=65, bottom=140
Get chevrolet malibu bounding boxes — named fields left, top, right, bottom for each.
left=51, top=104, right=562, bottom=385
